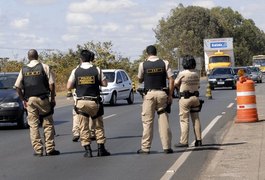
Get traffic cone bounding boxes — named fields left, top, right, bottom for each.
left=236, top=78, right=258, bottom=123
left=206, top=82, right=212, bottom=99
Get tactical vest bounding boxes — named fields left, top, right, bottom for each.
left=74, top=66, right=100, bottom=97
left=22, top=63, right=50, bottom=98
left=143, top=59, right=167, bottom=89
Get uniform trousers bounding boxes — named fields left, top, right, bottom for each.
left=141, top=90, right=172, bottom=151
left=75, top=100, right=99, bottom=146
left=27, top=97, right=55, bottom=154
left=72, top=109, right=95, bottom=137
left=179, top=96, right=202, bottom=144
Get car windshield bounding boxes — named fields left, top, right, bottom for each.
left=0, top=74, right=17, bottom=89
left=248, top=67, right=259, bottom=72
left=210, top=56, right=230, bottom=63
left=103, top=72, right=115, bottom=83
left=212, top=68, right=232, bottom=75
left=233, top=68, right=247, bottom=75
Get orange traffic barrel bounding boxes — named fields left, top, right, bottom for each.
left=236, top=78, right=258, bottom=123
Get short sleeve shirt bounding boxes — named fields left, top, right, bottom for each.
left=14, top=60, right=55, bottom=89
left=68, top=62, right=105, bottom=86
left=174, top=69, right=200, bottom=93
left=137, top=55, right=173, bottom=79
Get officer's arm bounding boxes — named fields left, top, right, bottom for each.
left=174, top=75, right=184, bottom=89
left=168, top=76, right=174, bottom=97
left=49, top=83, right=56, bottom=101
left=138, top=63, right=144, bottom=83
left=16, top=87, right=24, bottom=102
left=67, top=80, right=74, bottom=91
left=138, top=77, right=144, bottom=83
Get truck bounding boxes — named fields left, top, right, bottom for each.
left=203, top=38, right=235, bottom=74
left=252, top=55, right=265, bottom=73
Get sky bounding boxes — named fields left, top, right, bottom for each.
left=0, top=0, right=265, bottom=61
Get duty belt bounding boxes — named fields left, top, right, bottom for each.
left=76, top=96, right=99, bottom=102
left=179, top=91, right=199, bottom=99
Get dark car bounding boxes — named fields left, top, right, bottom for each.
left=0, top=72, right=28, bottom=128
left=208, top=67, right=237, bottom=90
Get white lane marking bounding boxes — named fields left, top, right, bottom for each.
left=103, top=114, right=116, bottom=119
left=227, top=103, right=234, bottom=108
left=161, top=115, right=222, bottom=180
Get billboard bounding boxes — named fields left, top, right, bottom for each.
left=204, top=38, right=233, bottom=51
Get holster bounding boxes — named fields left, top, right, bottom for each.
left=137, top=87, right=147, bottom=97
left=92, top=102, right=104, bottom=120
left=190, top=99, right=204, bottom=113
left=179, top=91, right=199, bottom=99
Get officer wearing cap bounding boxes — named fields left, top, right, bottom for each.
left=15, top=49, right=60, bottom=156
left=137, top=45, right=174, bottom=154
left=67, top=49, right=110, bottom=157
left=174, top=55, right=202, bottom=148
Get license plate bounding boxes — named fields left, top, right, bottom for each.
left=217, top=81, right=225, bottom=85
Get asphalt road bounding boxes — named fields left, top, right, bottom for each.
left=0, top=78, right=248, bottom=180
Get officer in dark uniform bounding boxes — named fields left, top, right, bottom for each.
left=67, top=49, right=110, bottom=157
left=174, top=55, right=202, bottom=147
left=15, top=49, right=60, bottom=156
left=137, top=45, right=174, bottom=154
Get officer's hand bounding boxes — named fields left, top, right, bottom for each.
left=167, top=95, right=173, bottom=105
left=50, top=99, right=56, bottom=108
left=66, top=91, right=73, bottom=97
left=23, top=100, right=28, bottom=108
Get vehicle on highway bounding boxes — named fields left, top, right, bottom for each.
left=252, top=55, right=265, bottom=73
left=0, top=72, right=28, bottom=128
left=101, top=69, right=134, bottom=105
left=232, top=66, right=251, bottom=79
left=208, top=67, right=237, bottom=90
left=248, top=66, right=263, bottom=83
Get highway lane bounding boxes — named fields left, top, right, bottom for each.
left=0, top=78, right=250, bottom=180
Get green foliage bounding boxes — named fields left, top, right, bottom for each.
left=0, top=59, right=24, bottom=72
left=154, top=5, right=265, bottom=68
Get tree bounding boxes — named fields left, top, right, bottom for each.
left=154, top=5, right=265, bottom=70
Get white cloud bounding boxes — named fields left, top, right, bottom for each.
left=69, top=0, right=136, bottom=13
left=192, top=0, right=216, bottom=9
left=16, top=33, right=47, bottom=44
left=10, top=18, right=29, bottom=29
left=61, top=34, right=78, bottom=42
left=102, top=23, right=119, bottom=32
left=66, top=13, right=93, bottom=25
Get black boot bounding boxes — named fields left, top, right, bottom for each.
left=97, top=144, right=110, bottom=156
left=84, top=145, right=93, bottom=157
left=195, top=140, right=202, bottom=147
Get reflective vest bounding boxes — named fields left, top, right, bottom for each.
left=75, top=66, right=100, bottom=97
left=22, top=63, right=50, bottom=98
left=143, top=59, right=167, bottom=89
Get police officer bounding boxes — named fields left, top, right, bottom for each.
left=15, top=49, right=60, bottom=156
left=174, top=55, right=202, bottom=147
left=67, top=49, right=110, bottom=157
left=137, top=45, right=174, bottom=154
left=71, top=52, right=96, bottom=142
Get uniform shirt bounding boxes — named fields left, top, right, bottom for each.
left=15, top=60, right=55, bottom=89
left=175, top=69, right=200, bottom=93
left=68, top=62, right=106, bottom=86
left=137, top=55, right=173, bottom=79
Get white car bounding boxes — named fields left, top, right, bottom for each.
left=101, top=69, right=134, bottom=105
